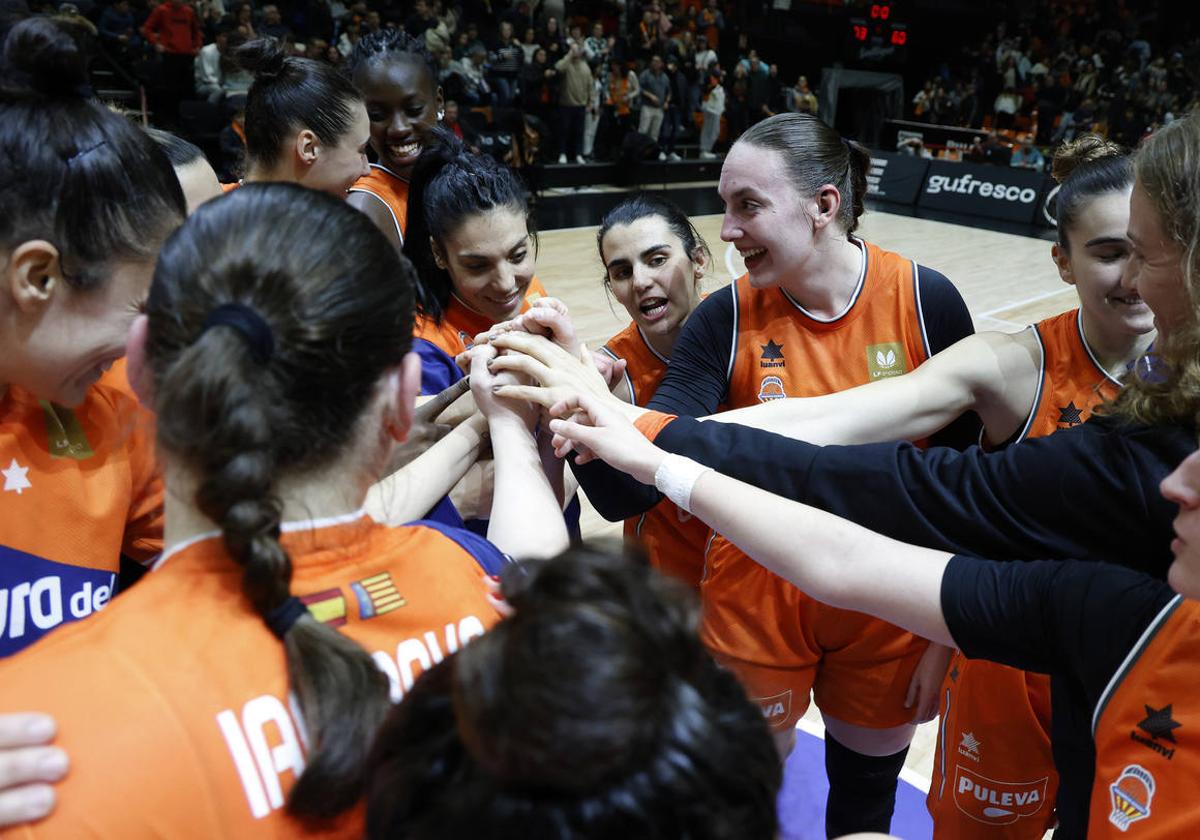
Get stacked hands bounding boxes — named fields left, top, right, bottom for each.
left=462, top=298, right=669, bottom=485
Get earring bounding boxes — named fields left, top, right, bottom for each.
left=437, top=108, right=446, bottom=121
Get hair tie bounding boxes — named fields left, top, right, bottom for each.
left=264, top=596, right=308, bottom=639
left=202, top=303, right=275, bottom=364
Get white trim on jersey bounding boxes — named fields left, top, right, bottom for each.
left=637, top=325, right=670, bottom=365
left=1076, top=308, right=1125, bottom=388
left=780, top=236, right=868, bottom=323
left=347, top=187, right=405, bottom=247
left=937, top=685, right=951, bottom=799
left=1091, top=594, right=1183, bottom=735
left=726, top=280, right=740, bottom=384
left=154, top=508, right=369, bottom=570
left=1012, top=324, right=1046, bottom=445
left=598, top=345, right=637, bottom=405
left=912, top=259, right=932, bottom=359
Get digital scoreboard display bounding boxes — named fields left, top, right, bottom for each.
left=847, top=2, right=908, bottom=64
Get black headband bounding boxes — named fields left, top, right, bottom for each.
left=201, top=303, right=275, bottom=364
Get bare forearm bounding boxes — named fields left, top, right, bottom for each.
left=687, top=468, right=955, bottom=644
left=488, top=418, right=569, bottom=558
left=365, top=415, right=487, bottom=525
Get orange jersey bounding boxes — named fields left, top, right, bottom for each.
left=928, top=306, right=1124, bottom=836
left=1015, top=308, right=1122, bottom=442
left=0, top=381, right=162, bottom=656
left=928, top=307, right=1124, bottom=838
left=412, top=278, right=547, bottom=395
left=600, top=322, right=711, bottom=587
left=1089, top=597, right=1200, bottom=837
left=702, top=239, right=935, bottom=731
left=0, top=513, right=503, bottom=837
left=348, top=164, right=410, bottom=245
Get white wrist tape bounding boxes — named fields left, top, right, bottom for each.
left=653, top=454, right=712, bottom=514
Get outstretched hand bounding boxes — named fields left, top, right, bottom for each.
left=0, top=713, right=66, bottom=828
left=467, top=343, right=538, bottom=429
left=472, top=297, right=583, bottom=357
left=546, top=391, right=665, bottom=485
left=487, top=332, right=643, bottom=422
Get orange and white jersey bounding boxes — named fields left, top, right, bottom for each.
left=600, top=322, right=711, bottom=586
left=412, top=278, right=547, bottom=395
left=0, top=512, right=504, bottom=837
left=0, top=379, right=161, bottom=656
left=1089, top=597, right=1200, bottom=838
left=348, top=164, right=410, bottom=246
left=1010, top=308, right=1122, bottom=443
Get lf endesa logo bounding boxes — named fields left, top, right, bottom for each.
left=925, top=173, right=1039, bottom=204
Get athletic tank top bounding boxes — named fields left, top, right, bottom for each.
left=349, top=164, right=410, bottom=246
left=1089, top=596, right=1200, bottom=837
left=601, top=322, right=711, bottom=586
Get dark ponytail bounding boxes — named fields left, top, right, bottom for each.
left=237, top=38, right=363, bottom=169
left=597, top=193, right=711, bottom=285
left=365, top=544, right=781, bottom=839
left=146, top=184, right=418, bottom=822
left=0, top=17, right=184, bottom=288
left=404, top=129, right=535, bottom=321
left=738, top=113, right=869, bottom=234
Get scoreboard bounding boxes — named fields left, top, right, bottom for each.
left=846, top=1, right=909, bottom=64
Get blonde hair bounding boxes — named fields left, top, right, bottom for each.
left=1108, top=112, right=1200, bottom=426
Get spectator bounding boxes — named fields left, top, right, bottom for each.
left=912, top=80, right=933, bottom=120
left=971, top=130, right=1011, bottom=165
left=725, top=60, right=748, bottom=140
left=405, top=0, right=435, bottom=38
left=259, top=4, right=289, bottom=40
left=541, top=15, right=565, bottom=61
left=232, top=1, right=255, bottom=38
left=440, top=99, right=478, bottom=150
left=699, top=65, right=724, bottom=158
left=993, top=84, right=1021, bottom=129
left=521, top=46, right=556, bottom=123
left=699, top=0, right=723, bottom=52
left=582, top=60, right=602, bottom=160
left=452, top=42, right=492, bottom=105
left=97, top=0, right=139, bottom=54
left=1009, top=136, right=1045, bottom=171
left=554, top=36, right=590, bottom=163
left=659, top=54, right=687, bottom=160
left=745, top=54, right=771, bottom=124
left=195, top=20, right=236, bottom=102
left=694, top=33, right=717, bottom=75
left=602, top=57, right=639, bottom=151
left=584, top=21, right=607, bottom=65
left=638, top=53, right=670, bottom=149
left=518, top=25, right=539, bottom=62
left=141, top=0, right=201, bottom=122
left=634, top=4, right=660, bottom=60
left=489, top=20, right=522, bottom=106
left=787, top=74, right=818, bottom=115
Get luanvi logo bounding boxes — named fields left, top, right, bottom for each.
left=925, top=174, right=1038, bottom=204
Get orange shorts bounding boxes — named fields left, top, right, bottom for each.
left=624, top=499, right=711, bottom=591
left=700, top=538, right=929, bottom=732
left=926, top=653, right=1058, bottom=839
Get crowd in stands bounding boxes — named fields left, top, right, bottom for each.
left=907, top=3, right=1198, bottom=171
left=46, top=0, right=824, bottom=171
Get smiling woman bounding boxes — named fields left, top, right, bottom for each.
left=346, top=29, right=444, bottom=252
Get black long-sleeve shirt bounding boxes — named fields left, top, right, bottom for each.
left=645, top=413, right=1191, bottom=575
left=575, top=265, right=979, bottom=520
left=942, top=556, right=1175, bottom=838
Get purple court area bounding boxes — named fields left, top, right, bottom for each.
left=778, top=726, right=933, bottom=840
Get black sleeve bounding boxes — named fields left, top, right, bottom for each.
left=569, top=286, right=736, bottom=521
left=918, top=264, right=983, bottom=451
left=941, top=555, right=1175, bottom=696
left=646, top=286, right=735, bottom=416
left=654, top=413, right=1190, bottom=574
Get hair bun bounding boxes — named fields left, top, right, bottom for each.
left=1051, top=134, right=1125, bottom=184
left=1, top=17, right=87, bottom=101
left=236, top=37, right=289, bottom=80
